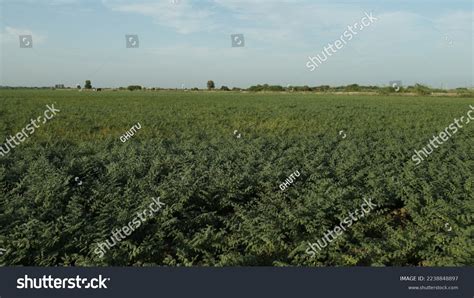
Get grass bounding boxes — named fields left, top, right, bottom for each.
left=0, top=89, right=472, bottom=266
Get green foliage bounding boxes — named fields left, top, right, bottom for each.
left=412, top=84, right=432, bottom=95
left=127, top=85, right=142, bottom=91
left=312, top=85, right=330, bottom=92
left=84, top=80, right=92, bottom=89
left=294, top=85, right=311, bottom=92
left=248, top=84, right=285, bottom=92
left=455, top=88, right=474, bottom=98
left=344, top=84, right=360, bottom=92
left=377, top=87, right=391, bottom=95
left=0, top=90, right=472, bottom=266
left=207, top=80, right=215, bottom=90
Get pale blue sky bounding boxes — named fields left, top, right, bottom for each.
left=0, top=0, right=472, bottom=88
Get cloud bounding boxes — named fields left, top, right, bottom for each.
left=102, top=0, right=218, bottom=34
left=101, top=0, right=380, bottom=49
left=0, top=26, right=46, bottom=45
left=0, top=0, right=81, bottom=4
left=100, top=0, right=472, bottom=48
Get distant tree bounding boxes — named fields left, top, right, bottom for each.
left=220, top=86, right=230, bottom=91
left=247, top=84, right=285, bottom=92
left=455, top=88, right=474, bottom=97
left=299, top=85, right=311, bottom=92
left=248, top=84, right=263, bottom=92
left=268, top=85, right=284, bottom=91
left=344, top=84, right=360, bottom=92
left=319, top=85, right=330, bottom=92
left=127, top=85, right=142, bottom=91
left=207, top=80, right=215, bottom=90
left=412, top=83, right=431, bottom=95
left=84, top=80, right=92, bottom=89
left=76, top=84, right=81, bottom=89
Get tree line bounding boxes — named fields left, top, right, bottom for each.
left=2, top=80, right=473, bottom=97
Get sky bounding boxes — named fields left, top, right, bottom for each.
left=0, top=0, right=472, bottom=88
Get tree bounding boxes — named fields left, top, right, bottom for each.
left=76, top=84, right=81, bottom=89
left=268, top=85, right=284, bottom=91
left=207, top=80, right=215, bottom=90
left=84, top=80, right=92, bottom=89
left=127, top=85, right=142, bottom=91
left=220, top=86, right=230, bottom=91
left=344, top=84, right=360, bottom=92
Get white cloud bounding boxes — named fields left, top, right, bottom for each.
left=101, top=0, right=378, bottom=49
left=102, top=0, right=218, bottom=34
left=0, top=0, right=80, bottom=4
left=0, top=26, right=46, bottom=45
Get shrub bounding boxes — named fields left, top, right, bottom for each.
left=377, top=87, right=391, bottom=95
left=344, top=84, right=360, bottom=92
left=294, top=85, right=311, bottom=92
left=314, top=85, right=330, bottom=92
left=455, top=88, right=474, bottom=97
left=267, top=85, right=284, bottom=92
left=413, top=84, right=432, bottom=95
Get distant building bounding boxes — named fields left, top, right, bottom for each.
left=55, top=84, right=65, bottom=89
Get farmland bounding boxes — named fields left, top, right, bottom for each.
left=0, top=89, right=472, bottom=266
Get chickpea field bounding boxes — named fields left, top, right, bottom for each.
left=0, top=89, right=472, bottom=266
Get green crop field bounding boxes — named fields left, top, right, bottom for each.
left=0, top=89, right=472, bottom=266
